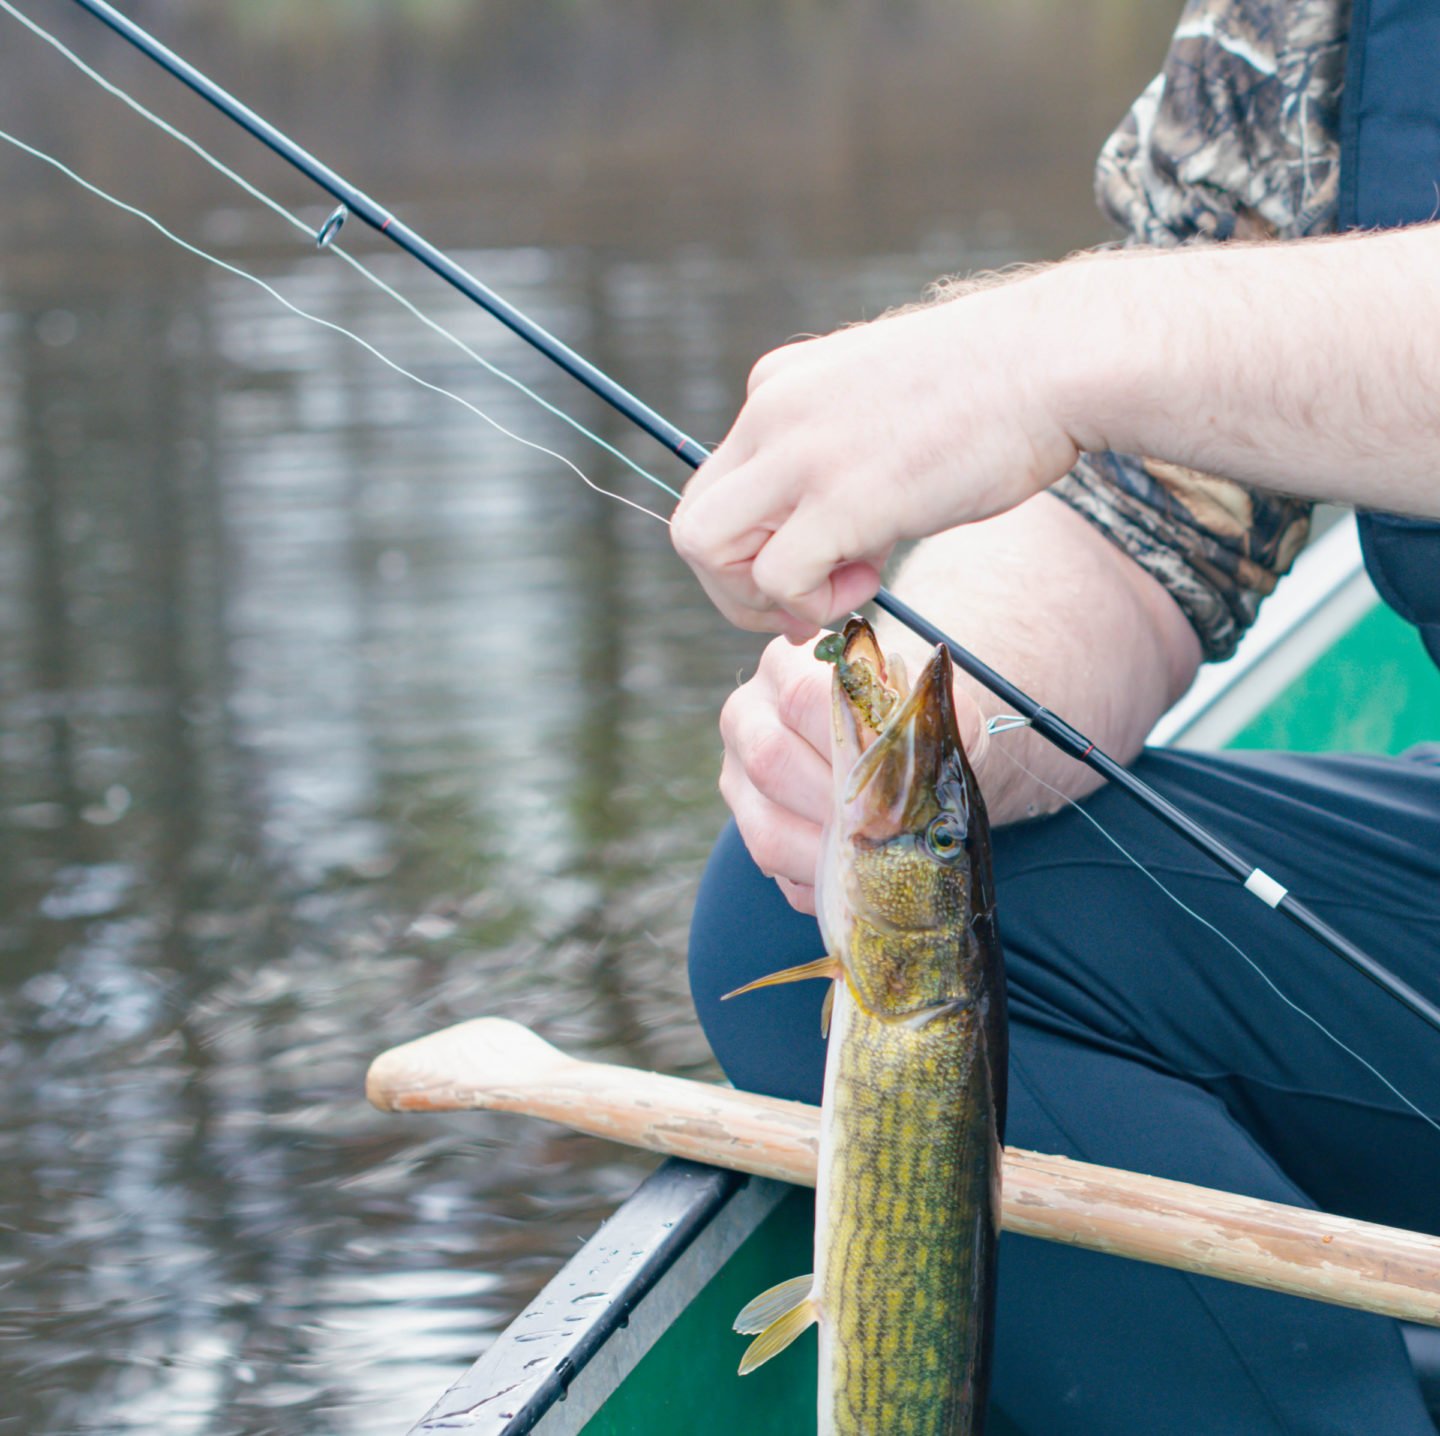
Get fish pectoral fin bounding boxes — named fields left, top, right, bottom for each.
left=902, top=997, right=974, bottom=1031
left=722, top=956, right=842, bottom=1002
left=733, top=1273, right=815, bottom=1335
left=734, top=1277, right=819, bottom=1376
left=820, top=982, right=836, bottom=1038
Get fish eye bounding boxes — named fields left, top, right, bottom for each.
left=924, top=814, right=965, bottom=861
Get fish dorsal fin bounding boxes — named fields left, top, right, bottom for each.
left=820, top=981, right=836, bottom=1039
left=734, top=1275, right=819, bottom=1375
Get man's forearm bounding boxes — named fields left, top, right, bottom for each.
left=1048, top=225, right=1440, bottom=515
left=876, top=494, right=1201, bottom=826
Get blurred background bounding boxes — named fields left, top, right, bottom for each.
left=0, top=2, right=1176, bottom=1430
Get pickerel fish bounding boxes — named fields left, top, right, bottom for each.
left=727, top=617, right=1007, bottom=1435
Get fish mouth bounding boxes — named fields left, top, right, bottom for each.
left=827, top=618, right=898, bottom=776
left=842, top=642, right=967, bottom=845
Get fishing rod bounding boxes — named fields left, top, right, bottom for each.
left=65, top=0, right=1440, bottom=1040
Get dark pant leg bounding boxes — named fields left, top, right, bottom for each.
left=994, top=746, right=1440, bottom=1238
left=997, top=1026, right=1428, bottom=1435
left=984, top=745, right=1440, bottom=1434
left=688, top=745, right=1440, bottom=1434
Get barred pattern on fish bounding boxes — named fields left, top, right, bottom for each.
left=728, top=618, right=1007, bottom=1435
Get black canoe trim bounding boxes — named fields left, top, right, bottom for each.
left=408, top=1159, right=792, bottom=1435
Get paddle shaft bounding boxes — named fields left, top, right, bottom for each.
left=369, top=1019, right=1440, bottom=1329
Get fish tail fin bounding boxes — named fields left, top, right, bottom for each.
left=734, top=1274, right=819, bottom=1375
left=734, top=1273, right=815, bottom=1334
left=722, top=956, right=841, bottom=1002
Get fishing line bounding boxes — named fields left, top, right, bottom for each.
left=0, top=125, right=673, bottom=529
left=984, top=731, right=1440, bottom=1138
left=0, top=0, right=681, bottom=510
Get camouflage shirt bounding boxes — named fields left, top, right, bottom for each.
left=1050, top=0, right=1348, bottom=659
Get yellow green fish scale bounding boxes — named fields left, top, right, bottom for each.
left=817, top=981, right=1000, bottom=1435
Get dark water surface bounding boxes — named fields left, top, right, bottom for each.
left=0, top=3, right=1172, bottom=1430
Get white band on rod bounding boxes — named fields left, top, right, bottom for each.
left=1245, top=868, right=1289, bottom=908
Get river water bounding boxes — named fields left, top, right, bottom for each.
left=0, top=3, right=1173, bottom=1431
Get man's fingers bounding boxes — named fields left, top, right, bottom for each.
left=725, top=637, right=832, bottom=755
left=764, top=648, right=833, bottom=757
left=672, top=456, right=786, bottom=569
left=775, top=877, right=817, bottom=916
left=673, top=441, right=882, bottom=636
left=720, top=671, right=835, bottom=829
left=771, top=560, right=882, bottom=630
left=671, top=502, right=808, bottom=636
left=672, top=456, right=819, bottom=633
left=723, top=712, right=832, bottom=826
left=683, top=556, right=792, bottom=635
left=721, top=769, right=826, bottom=887
left=749, top=511, right=888, bottom=628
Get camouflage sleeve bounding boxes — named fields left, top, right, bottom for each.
left=1048, top=0, right=1346, bottom=659
left=1053, top=455, right=1312, bottom=660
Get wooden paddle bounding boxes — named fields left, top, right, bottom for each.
left=367, top=1017, right=1440, bottom=1327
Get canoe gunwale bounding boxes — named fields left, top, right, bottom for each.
left=408, top=1159, right=788, bottom=1435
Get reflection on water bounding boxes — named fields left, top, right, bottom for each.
left=0, top=2, right=1170, bottom=1431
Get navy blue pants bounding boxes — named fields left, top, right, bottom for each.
left=689, top=747, right=1440, bottom=1434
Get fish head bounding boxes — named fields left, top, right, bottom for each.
left=826, top=625, right=991, bottom=1020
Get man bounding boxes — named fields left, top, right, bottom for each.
left=674, top=1, right=1440, bottom=1431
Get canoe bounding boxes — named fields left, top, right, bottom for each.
left=400, top=516, right=1440, bottom=1434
